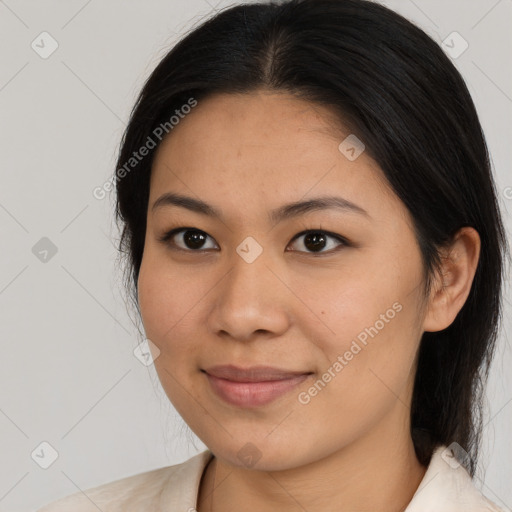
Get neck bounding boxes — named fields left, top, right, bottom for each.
left=197, top=421, right=427, bottom=512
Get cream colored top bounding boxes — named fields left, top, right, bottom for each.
left=37, top=445, right=505, bottom=511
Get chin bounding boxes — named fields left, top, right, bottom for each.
left=202, top=434, right=315, bottom=472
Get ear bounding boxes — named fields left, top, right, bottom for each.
left=422, top=227, right=481, bottom=333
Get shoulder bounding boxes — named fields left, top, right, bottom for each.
left=36, top=449, right=213, bottom=512
left=406, top=445, right=506, bottom=512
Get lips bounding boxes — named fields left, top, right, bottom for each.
left=203, top=364, right=311, bottom=382
left=202, top=364, right=313, bottom=407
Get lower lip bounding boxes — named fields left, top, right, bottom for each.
left=205, top=373, right=311, bottom=408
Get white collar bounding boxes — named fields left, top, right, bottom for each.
left=169, top=445, right=504, bottom=511
left=404, top=445, right=504, bottom=511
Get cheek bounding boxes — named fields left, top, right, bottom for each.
left=137, top=255, right=203, bottom=404
left=297, top=262, right=397, bottom=349
left=297, top=297, right=421, bottom=443
left=304, top=251, right=424, bottom=397
left=137, top=253, right=190, bottom=347
left=137, top=250, right=217, bottom=364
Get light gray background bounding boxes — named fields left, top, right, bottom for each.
left=0, top=1, right=510, bottom=511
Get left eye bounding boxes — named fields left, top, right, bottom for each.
left=288, top=230, right=347, bottom=254
left=158, top=228, right=348, bottom=254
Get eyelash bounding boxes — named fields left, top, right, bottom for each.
left=157, top=225, right=350, bottom=256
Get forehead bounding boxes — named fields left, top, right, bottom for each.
left=165, top=90, right=346, bottom=149
left=149, top=91, right=399, bottom=223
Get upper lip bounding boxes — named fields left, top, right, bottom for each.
left=203, top=364, right=312, bottom=382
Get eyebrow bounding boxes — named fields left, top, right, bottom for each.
left=151, top=192, right=370, bottom=224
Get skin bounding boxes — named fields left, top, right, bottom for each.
left=137, top=90, right=481, bottom=512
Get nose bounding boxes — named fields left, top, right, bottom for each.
left=207, top=249, right=291, bottom=343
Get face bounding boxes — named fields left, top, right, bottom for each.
left=137, top=90, right=429, bottom=471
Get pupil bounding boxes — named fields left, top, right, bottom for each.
left=185, top=230, right=206, bottom=249
left=305, top=232, right=326, bottom=252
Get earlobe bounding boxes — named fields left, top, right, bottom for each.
left=422, top=227, right=481, bottom=333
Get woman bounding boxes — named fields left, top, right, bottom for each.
left=38, top=0, right=509, bottom=510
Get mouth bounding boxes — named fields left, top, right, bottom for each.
left=202, top=365, right=313, bottom=408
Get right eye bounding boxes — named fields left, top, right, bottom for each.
left=158, top=227, right=219, bottom=252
